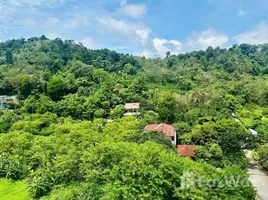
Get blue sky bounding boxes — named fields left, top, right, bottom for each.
left=0, top=0, right=268, bottom=57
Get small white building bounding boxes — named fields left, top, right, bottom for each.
left=124, top=103, right=140, bottom=116
left=0, top=95, right=7, bottom=107
left=0, top=95, right=17, bottom=108
left=249, top=129, right=258, bottom=135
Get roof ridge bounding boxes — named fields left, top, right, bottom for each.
left=155, top=124, right=163, bottom=129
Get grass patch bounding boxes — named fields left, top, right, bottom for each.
left=0, top=179, right=31, bottom=200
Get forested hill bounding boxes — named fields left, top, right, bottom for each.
left=1, top=36, right=268, bottom=119
left=2, top=36, right=268, bottom=137
left=1, top=36, right=268, bottom=199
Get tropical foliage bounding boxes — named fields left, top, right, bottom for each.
left=1, top=36, right=266, bottom=199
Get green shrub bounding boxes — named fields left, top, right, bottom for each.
left=252, top=149, right=259, bottom=161
left=0, top=156, right=28, bottom=180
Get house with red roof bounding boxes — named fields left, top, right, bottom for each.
left=177, top=145, right=197, bottom=157
left=144, top=123, right=177, bottom=145
left=144, top=123, right=198, bottom=157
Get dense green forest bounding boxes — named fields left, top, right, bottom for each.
left=1, top=36, right=268, bottom=199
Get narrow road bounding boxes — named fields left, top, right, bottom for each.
left=246, top=151, right=268, bottom=200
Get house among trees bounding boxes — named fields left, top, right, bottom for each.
left=144, top=123, right=177, bottom=145
left=0, top=95, right=7, bottom=108
left=124, top=103, right=140, bottom=116
left=144, top=123, right=197, bottom=157
left=0, top=95, right=17, bottom=108
left=177, top=145, right=197, bottom=157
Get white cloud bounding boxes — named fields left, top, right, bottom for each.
left=65, top=19, right=81, bottom=28
left=135, top=38, right=182, bottom=58
left=63, top=17, right=88, bottom=29
left=48, top=17, right=61, bottom=24
left=135, top=28, right=151, bottom=44
left=152, top=38, right=182, bottom=56
left=185, top=29, right=229, bottom=51
left=120, top=0, right=127, bottom=7
left=17, top=15, right=85, bottom=35
left=237, top=8, right=246, bottom=17
left=99, top=17, right=131, bottom=35
left=76, top=37, right=101, bottom=50
left=118, top=3, right=147, bottom=19
left=233, top=22, right=268, bottom=44
left=136, top=29, right=229, bottom=58
left=0, top=0, right=73, bottom=36
left=134, top=50, right=157, bottom=58
left=22, top=18, right=38, bottom=27
left=99, top=16, right=151, bottom=44
left=46, top=17, right=61, bottom=27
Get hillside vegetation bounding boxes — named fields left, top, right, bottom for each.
left=1, top=36, right=268, bottom=199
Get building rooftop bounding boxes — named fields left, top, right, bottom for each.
left=144, top=123, right=176, bottom=137
left=124, top=103, right=140, bottom=110
left=177, top=145, right=197, bottom=157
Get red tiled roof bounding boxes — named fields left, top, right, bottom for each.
left=177, top=145, right=197, bottom=157
left=144, top=123, right=175, bottom=137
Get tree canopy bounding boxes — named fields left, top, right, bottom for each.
left=0, top=37, right=266, bottom=199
